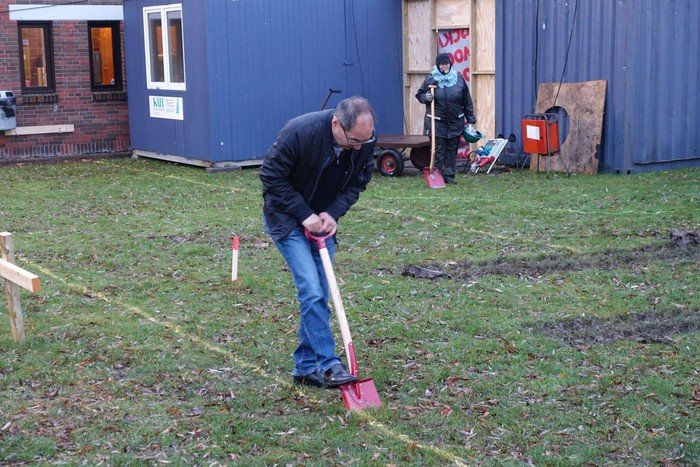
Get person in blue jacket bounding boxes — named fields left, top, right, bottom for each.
left=259, top=96, right=376, bottom=388
left=416, top=52, right=477, bottom=184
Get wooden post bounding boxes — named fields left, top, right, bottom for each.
left=1, top=232, right=41, bottom=343
left=231, top=235, right=239, bottom=281
left=1, top=232, right=25, bottom=342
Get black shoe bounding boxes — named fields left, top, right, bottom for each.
left=324, top=364, right=358, bottom=388
left=293, top=370, right=325, bottom=388
left=445, top=178, right=457, bottom=184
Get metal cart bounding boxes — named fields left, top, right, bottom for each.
left=374, top=134, right=431, bottom=176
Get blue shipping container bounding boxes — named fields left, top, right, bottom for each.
left=124, top=0, right=404, bottom=166
left=496, top=0, right=700, bottom=173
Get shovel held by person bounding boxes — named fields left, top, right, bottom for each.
left=424, top=84, right=445, bottom=188
left=305, top=230, right=381, bottom=411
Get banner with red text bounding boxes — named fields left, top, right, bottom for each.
left=438, top=29, right=472, bottom=159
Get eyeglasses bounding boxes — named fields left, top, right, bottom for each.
left=341, top=124, right=376, bottom=146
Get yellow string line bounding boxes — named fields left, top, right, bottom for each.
left=96, top=160, right=238, bottom=191
left=368, top=198, right=675, bottom=217
left=97, top=160, right=577, bottom=254
left=362, top=207, right=584, bottom=255
left=24, top=260, right=468, bottom=465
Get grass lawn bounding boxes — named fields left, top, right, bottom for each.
left=1, top=158, right=698, bottom=465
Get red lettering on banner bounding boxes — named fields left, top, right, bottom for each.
left=438, top=29, right=471, bottom=81
left=439, top=30, right=467, bottom=48
left=438, top=33, right=451, bottom=48
left=451, top=47, right=471, bottom=64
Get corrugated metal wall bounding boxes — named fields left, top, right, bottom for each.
left=206, top=0, right=403, bottom=163
left=125, top=0, right=403, bottom=164
left=496, top=0, right=700, bottom=173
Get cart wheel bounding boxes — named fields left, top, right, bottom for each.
left=376, top=149, right=404, bottom=177
left=409, top=146, right=430, bottom=171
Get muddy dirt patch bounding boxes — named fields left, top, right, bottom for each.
left=537, top=308, right=700, bottom=346
left=403, top=235, right=699, bottom=280
left=670, top=228, right=699, bottom=248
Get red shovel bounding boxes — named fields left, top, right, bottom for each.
left=305, top=230, right=381, bottom=411
left=424, top=84, right=445, bottom=188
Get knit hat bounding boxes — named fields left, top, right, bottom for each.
left=435, top=53, right=451, bottom=67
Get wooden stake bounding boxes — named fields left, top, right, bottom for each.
left=0, top=232, right=26, bottom=343
left=231, top=235, right=239, bottom=281
left=0, top=258, right=41, bottom=293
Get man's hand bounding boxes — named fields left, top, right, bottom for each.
left=302, top=213, right=323, bottom=233
left=301, top=212, right=337, bottom=236
left=318, top=212, right=337, bottom=236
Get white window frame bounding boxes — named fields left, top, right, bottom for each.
left=143, top=4, right=185, bottom=91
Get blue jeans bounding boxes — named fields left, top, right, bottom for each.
left=273, top=226, right=342, bottom=377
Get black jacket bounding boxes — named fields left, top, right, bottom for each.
left=259, top=109, right=375, bottom=241
left=416, top=73, right=476, bottom=139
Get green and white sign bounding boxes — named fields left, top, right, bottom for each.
left=149, top=95, right=184, bottom=120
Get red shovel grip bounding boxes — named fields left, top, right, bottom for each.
left=304, top=229, right=332, bottom=248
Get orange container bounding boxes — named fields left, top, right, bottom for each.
left=521, top=114, right=560, bottom=155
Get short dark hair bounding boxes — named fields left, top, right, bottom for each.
left=334, top=96, right=376, bottom=130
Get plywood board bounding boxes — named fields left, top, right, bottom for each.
left=473, top=0, right=495, bottom=71
left=472, top=74, right=495, bottom=139
left=436, top=0, right=470, bottom=28
left=405, top=0, right=433, bottom=72
left=403, top=0, right=496, bottom=140
left=132, top=150, right=211, bottom=168
left=405, top=73, right=429, bottom=135
left=530, top=80, right=607, bottom=174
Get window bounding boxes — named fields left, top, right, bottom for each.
left=88, top=22, right=123, bottom=90
left=19, top=22, right=54, bottom=93
left=143, top=4, right=185, bottom=90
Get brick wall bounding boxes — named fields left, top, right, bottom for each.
left=0, top=0, right=130, bottom=161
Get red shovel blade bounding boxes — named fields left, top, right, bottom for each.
left=339, top=379, right=381, bottom=411
left=339, top=342, right=381, bottom=411
left=423, top=167, right=445, bottom=188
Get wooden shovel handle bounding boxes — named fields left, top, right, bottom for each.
left=429, top=85, right=436, bottom=172
left=305, top=230, right=356, bottom=375
left=317, top=245, right=356, bottom=375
